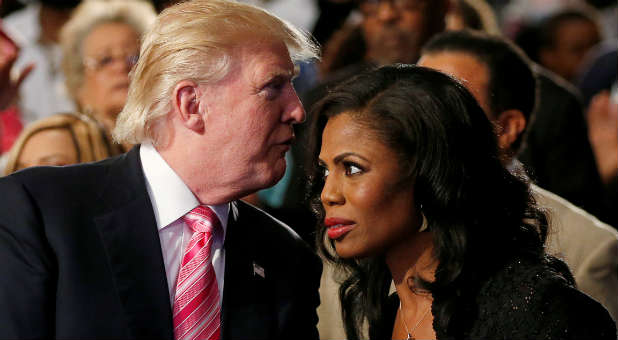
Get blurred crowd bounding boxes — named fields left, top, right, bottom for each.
left=0, top=0, right=616, bottom=336
left=0, top=0, right=615, bottom=233
left=3, top=0, right=615, bottom=229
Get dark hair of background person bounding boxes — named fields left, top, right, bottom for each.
left=312, top=0, right=356, bottom=46
left=319, top=24, right=367, bottom=76
left=0, top=0, right=24, bottom=17
left=39, top=0, right=81, bottom=9
left=457, top=0, right=484, bottom=30
left=148, top=0, right=181, bottom=13
left=585, top=0, right=616, bottom=9
left=307, top=65, right=549, bottom=339
left=1, top=0, right=79, bottom=17
left=422, top=30, right=537, bottom=153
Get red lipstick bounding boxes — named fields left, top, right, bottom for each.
left=325, top=217, right=356, bottom=240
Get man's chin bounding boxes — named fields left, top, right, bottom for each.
left=254, top=159, right=287, bottom=191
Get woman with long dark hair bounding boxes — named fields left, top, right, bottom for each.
left=310, top=65, right=615, bottom=339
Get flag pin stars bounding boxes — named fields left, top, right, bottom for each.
left=253, top=262, right=265, bottom=278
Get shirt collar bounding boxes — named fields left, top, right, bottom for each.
left=139, top=142, right=229, bottom=233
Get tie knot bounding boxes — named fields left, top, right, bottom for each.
left=182, top=205, right=221, bottom=234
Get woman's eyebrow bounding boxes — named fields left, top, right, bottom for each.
left=333, top=152, right=369, bottom=164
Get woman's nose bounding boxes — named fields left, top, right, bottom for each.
left=321, top=175, right=344, bottom=207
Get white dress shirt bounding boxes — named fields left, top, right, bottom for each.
left=140, top=142, right=228, bottom=307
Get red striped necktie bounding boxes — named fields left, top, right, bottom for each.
left=173, top=206, right=221, bottom=340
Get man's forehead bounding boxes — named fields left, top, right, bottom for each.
left=234, top=41, right=296, bottom=79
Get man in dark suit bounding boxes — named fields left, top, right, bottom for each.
left=0, top=0, right=322, bottom=339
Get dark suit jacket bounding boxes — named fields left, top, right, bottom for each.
left=0, top=147, right=322, bottom=339
left=518, top=69, right=610, bottom=224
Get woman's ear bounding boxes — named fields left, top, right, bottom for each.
left=173, top=80, right=204, bottom=132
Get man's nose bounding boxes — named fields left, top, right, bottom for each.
left=283, top=87, right=306, bottom=124
left=376, top=1, right=399, bottom=22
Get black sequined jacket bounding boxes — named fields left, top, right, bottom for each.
left=376, top=255, right=617, bottom=339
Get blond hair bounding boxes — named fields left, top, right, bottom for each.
left=3, top=113, right=123, bottom=175
left=112, top=0, right=320, bottom=146
left=60, top=0, right=157, bottom=109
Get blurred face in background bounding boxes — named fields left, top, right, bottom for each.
left=539, top=17, right=600, bottom=81
left=16, top=128, right=78, bottom=170
left=79, top=22, right=140, bottom=132
left=359, top=0, right=447, bottom=65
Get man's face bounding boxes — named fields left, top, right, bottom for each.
left=540, top=18, right=600, bottom=81
left=360, top=0, right=446, bottom=65
left=197, top=40, right=304, bottom=196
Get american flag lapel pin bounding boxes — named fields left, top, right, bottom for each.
left=253, top=262, right=265, bottom=278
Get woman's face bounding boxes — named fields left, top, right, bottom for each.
left=16, top=128, right=79, bottom=170
left=79, top=22, right=140, bottom=131
left=319, top=112, right=419, bottom=259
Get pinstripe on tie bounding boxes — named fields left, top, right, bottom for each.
left=173, top=206, right=221, bottom=340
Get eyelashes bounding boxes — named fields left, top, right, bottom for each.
left=319, top=161, right=365, bottom=179
left=343, top=161, right=364, bottom=176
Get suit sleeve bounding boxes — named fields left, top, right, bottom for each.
left=0, top=176, right=55, bottom=338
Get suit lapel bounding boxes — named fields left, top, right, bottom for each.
left=221, top=201, right=274, bottom=340
left=94, top=147, right=174, bottom=339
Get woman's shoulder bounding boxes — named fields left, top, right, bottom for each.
left=468, top=255, right=616, bottom=339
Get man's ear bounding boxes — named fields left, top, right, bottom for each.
left=496, top=109, right=526, bottom=151
left=172, top=80, right=204, bottom=132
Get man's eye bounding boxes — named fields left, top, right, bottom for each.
left=261, top=80, right=285, bottom=100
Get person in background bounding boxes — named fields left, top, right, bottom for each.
left=0, top=26, right=32, bottom=111
left=536, top=7, right=602, bottom=83
left=0, top=0, right=321, bottom=338
left=2, top=0, right=80, bottom=124
left=60, top=0, right=156, bottom=151
left=454, top=0, right=610, bottom=226
left=3, top=112, right=121, bottom=175
left=312, top=64, right=615, bottom=339
left=578, top=43, right=618, bottom=226
left=419, top=29, right=618, bottom=322
left=0, top=22, right=32, bottom=152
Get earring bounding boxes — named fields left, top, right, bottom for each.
left=418, top=211, right=429, bottom=232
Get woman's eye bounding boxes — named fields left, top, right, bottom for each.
left=322, top=167, right=330, bottom=178
left=345, top=163, right=363, bottom=176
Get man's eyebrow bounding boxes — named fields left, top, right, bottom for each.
left=264, top=67, right=296, bottom=81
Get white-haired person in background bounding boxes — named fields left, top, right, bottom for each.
left=0, top=0, right=321, bottom=339
left=60, top=0, right=156, bottom=151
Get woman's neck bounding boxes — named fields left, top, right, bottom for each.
left=387, top=232, right=437, bottom=339
left=386, top=231, right=436, bottom=305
